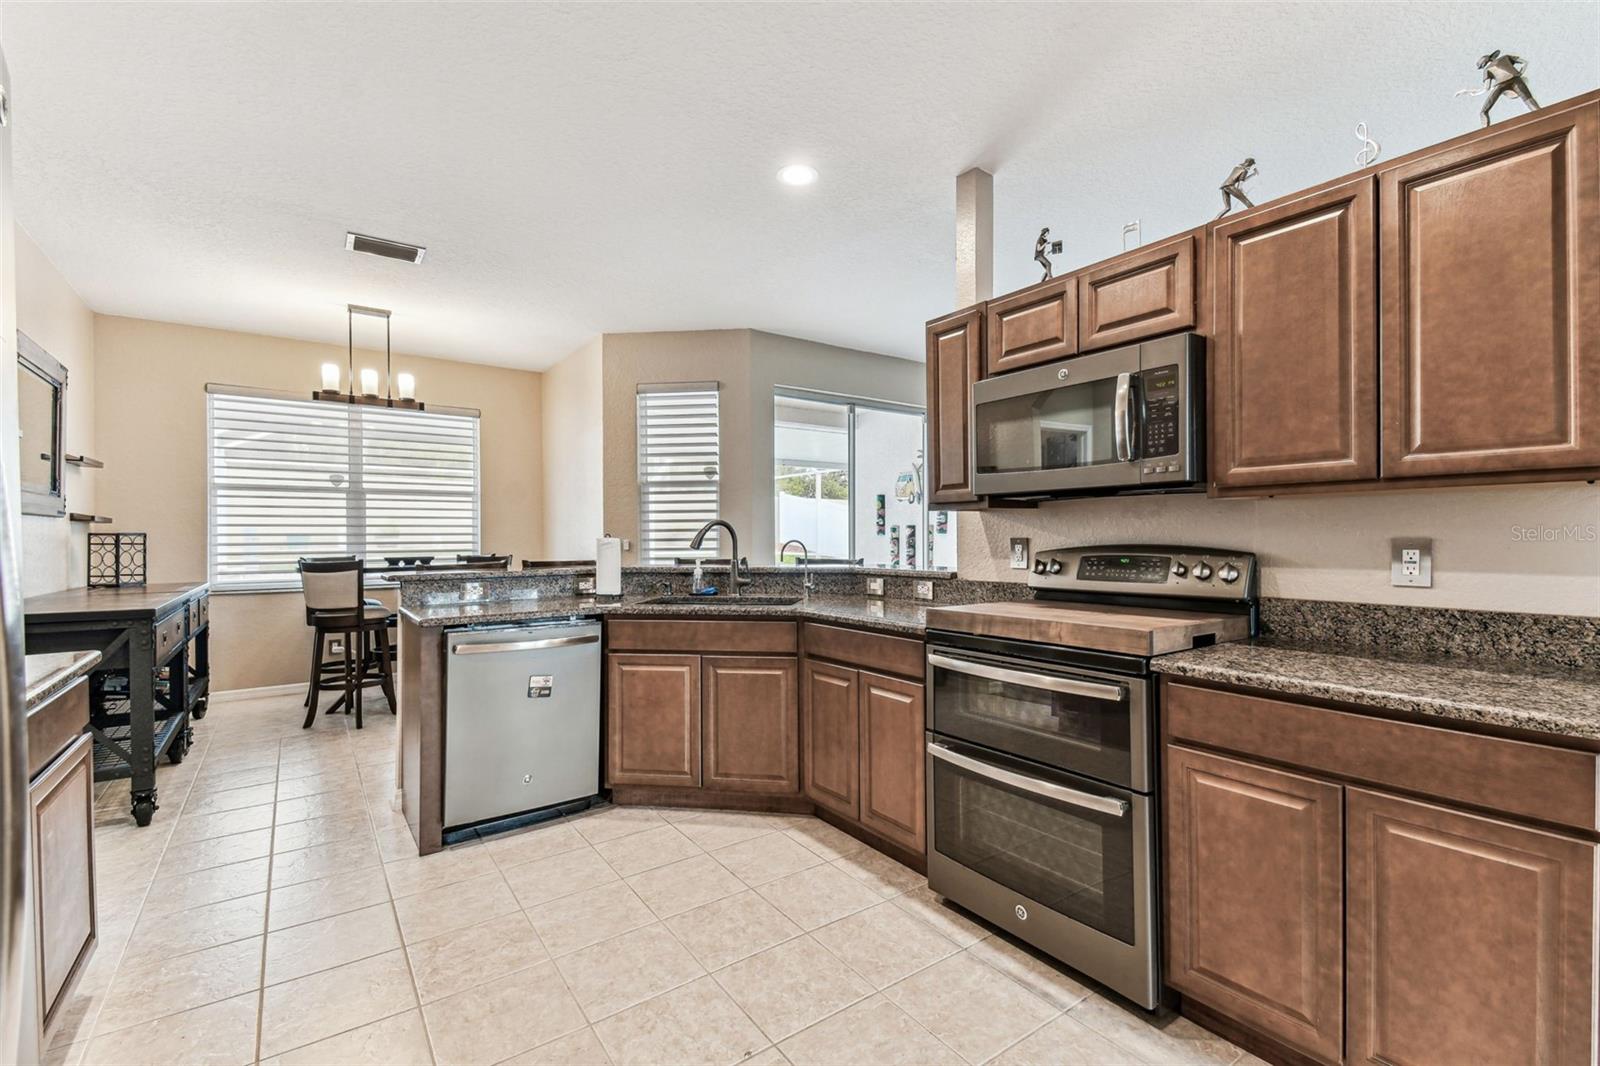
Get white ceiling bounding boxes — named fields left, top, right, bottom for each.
left=3, top=2, right=1597, bottom=370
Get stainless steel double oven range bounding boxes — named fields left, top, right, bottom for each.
left=923, top=545, right=1258, bottom=1008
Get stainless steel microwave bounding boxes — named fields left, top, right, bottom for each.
left=970, top=333, right=1204, bottom=497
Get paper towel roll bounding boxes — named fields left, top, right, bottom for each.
left=595, top=535, right=622, bottom=596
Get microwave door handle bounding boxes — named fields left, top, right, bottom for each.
left=926, top=653, right=1125, bottom=702
left=1113, top=371, right=1140, bottom=462
left=928, top=742, right=1131, bottom=817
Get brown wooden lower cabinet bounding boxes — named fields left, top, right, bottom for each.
left=606, top=652, right=701, bottom=787
left=1164, top=745, right=1344, bottom=1064
left=31, top=731, right=96, bottom=1033
left=802, top=659, right=860, bottom=820
left=856, top=670, right=926, bottom=854
left=702, top=656, right=799, bottom=793
left=1346, top=788, right=1596, bottom=1066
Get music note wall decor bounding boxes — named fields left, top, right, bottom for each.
left=1354, top=122, right=1381, bottom=166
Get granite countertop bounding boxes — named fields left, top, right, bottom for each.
left=401, top=593, right=931, bottom=636
left=1154, top=641, right=1600, bottom=742
left=24, top=650, right=102, bottom=709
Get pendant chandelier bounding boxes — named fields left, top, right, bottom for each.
left=314, top=304, right=424, bottom=410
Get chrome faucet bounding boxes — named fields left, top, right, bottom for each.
left=779, top=539, right=816, bottom=595
left=689, top=520, right=752, bottom=596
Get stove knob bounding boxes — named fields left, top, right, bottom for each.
left=1047, top=558, right=1063, bottom=575
left=1219, top=563, right=1241, bottom=584
left=1170, top=562, right=1188, bottom=578
left=1193, top=561, right=1214, bottom=581
left=1033, top=560, right=1048, bottom=575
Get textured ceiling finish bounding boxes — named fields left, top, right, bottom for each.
left=4, top=2, right=1598, bottom=369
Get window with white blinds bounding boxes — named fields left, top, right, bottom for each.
left=207, top=388, right=480, bottom=590
left=637, top=383, right=720, bottom=565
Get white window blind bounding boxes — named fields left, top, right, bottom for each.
left=207, top=388, right=480, bottom=590
left=637, top=383, right=720, bottom=565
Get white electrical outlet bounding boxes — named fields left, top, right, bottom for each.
left=577, top=577, right=596, bottom=595
left=1009, top=538, right=1031, bottom=570
left=914, top=580, right=935, bottom=601
left=866, top=576, right=885, bottom=596
left=1390, top=538, right=1433, bottom=588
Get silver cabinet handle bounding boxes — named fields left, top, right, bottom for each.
left=452, top=634, right=598, bottom=655
left=926, top=653, right=1125, bottom=702
left=1113, top=371, right=1140, bottom=462
left=928, top=742, right=1130, bottom=817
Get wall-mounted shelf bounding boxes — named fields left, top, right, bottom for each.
left=68, top=513, right=113, bottom=524
left=64, top=455, right=104, bottom=469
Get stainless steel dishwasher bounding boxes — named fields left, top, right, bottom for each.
left=444, top=619, right=602, bottom=830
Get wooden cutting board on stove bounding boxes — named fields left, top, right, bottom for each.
left=924, top=600, right=1249, bottom=657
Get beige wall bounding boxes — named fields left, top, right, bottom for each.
left=540, top=336, right=604, bottom=559
left=958, top=482, right=1600, bottom=616
left=92, top=315, right=546, bottom=690
left=15, top=227, right=96, bottom=597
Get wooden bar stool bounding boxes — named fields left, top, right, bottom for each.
left=298, top=557, right=396, bottom=729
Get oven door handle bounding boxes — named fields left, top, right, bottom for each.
left=926, top=653, right=1125, bottom=702
left=928, top=742, right=1131, bottom=817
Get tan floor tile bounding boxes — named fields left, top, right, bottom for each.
left=883, top=952, right=1058, bottom=1064
left=526, top=880, right=655, bottom=957
left=265, top=900, right=402, bottom=984
left=784, top=820, right=867, bottom=861
left=157, top=828, right=274, bottom=877
left=556, top=923, right=706, bottom=1021
left=779, top=995, right=962, bottom=1066
left=503, top=1026, right=613, bottom=1065
left=1069, top=995, right=1242, bottom=1065
left=259, top=948, right=417, bottom=1057
left=260, top=1007, right=433, bottom=1065
left=122, top=892, right=267, bottom=966
left=486, top=821, right=587, bottom=868
left=268, top=864, right=390, bottom=931
left=274, top=769, right=363, bottom=800
left=394, top=869, right=518, bottom=943
left=627, top=853, right=746, bottom=918
left=664, top=889, right=803, bottom=970
left=830, top=848, right=924, bottom=899
left=716, top=934, right=871, bottom=1042
left=193, top=763, right=278, bottom=791
left=273, top=788, right=366, bottom=825
left=407, top=911, right=549, bottom=1003
left=502, top=845, right=619, bottom=909
left=270, top=812, right=372, bottom=853
left=568, top=805, right=666, bottom=845
left=591, top=823, right=702, bottom=877
left=892, top=886, right=993, bottom=947
left=422, top=961, right=586, bottom=1064
left=95, top=936, right=262, bottom=1035
left=40, top=1039, right=87, bottom=1066
left=990, top=1013, right=1142, bottom=1066
left=182, top=782, right=278, bottom=816
left=676, top=810, right=787, bottom=851
left=593, top=975, right=767, bottom=1066
left=168, top=804, right=275, bottom=845
left=811, top=901, right=961, bottom=989
left=141, top=856, right=270, bottom=918
left=81, top=990, right=257, bottom=1066
left=965, top=935, right=1094, bottom=1011
left=376, top=824, right=421, bottom=861
left=270, top=834, right=383, bottom=888
left=710, top=829, right=826, bottom=888
left=382, top=844, right=498, bottom=898
left=755, top=863, right=883, bottom=931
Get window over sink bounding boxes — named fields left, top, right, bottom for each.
left=206, top=386, right=480, bottom=590
left=636, top=382, right=721, bottom=566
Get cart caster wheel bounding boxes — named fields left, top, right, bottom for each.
left=131, top=796, right=157, bottom=826
left=192, top=698, right=208, bottom=720
left=168, top=744, right=185, bottom=765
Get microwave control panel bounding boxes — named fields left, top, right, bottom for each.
left=1138, top=364, right=1180, bottom=458
left=1029, top=545, right=1258, bottom=600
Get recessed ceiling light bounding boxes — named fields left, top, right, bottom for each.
left=777, top=164, right=818, bottom=187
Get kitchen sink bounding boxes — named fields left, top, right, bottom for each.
left=639, top=594, right=802, bottom=607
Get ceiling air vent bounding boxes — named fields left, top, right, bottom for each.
left=345, top=232, right=426, bottom=264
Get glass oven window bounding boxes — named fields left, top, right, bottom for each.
left=932, top=752, right=1136, bottom=944
left=930, top=657, right=1136, bottom=788
left=974, top=377, right=1120, bottom=475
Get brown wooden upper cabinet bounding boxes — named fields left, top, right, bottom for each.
left=1165, top=745, right=1344, bottom=1065
left=702, top=656, right=799, bottom=794
left=1379, top=100, right=1600, bottom=478
left=1211, top=177, right=1379, bottom=488
left=606, top=653, right=702, bottom=788
left=925, top=307, right=982, bottom=504
left=983, top=276, right=1076, bottom=376
left=1078, top=231, right=1199, bottom=352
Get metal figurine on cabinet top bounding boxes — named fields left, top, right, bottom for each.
left=1034, top=228, right=1063, bottom=281
left=1213, top=158, right=1258, bottom=219
left=1456, top=50, right=1540, bottom=127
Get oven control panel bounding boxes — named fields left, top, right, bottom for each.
left=1028, top=544, right=1257, bottom=600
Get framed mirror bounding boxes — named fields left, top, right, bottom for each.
left=18, top=331, right=67, bottom=517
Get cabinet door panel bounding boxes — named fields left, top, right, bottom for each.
left=857, top=671, right=925, bottom=854
left=31, top=733, right=97, bottom=1029
left=1165, top=746, right=1343, bottom=1064
left=1347, top=788, right=1595, bottom=1066
left=1211, top=176, right=1378, bottom=487
left=702, top=656, right=799, bottom=794
left=606, top=653, right=701, bottom=788
left=1078, top=232, right=1197, bottom=351
left=802, top=660, right=859, bottom=820
left=984, top=277, right=1076, bottom=376
left=926, top=308, right=982, bottom=504
left=1380, top=102, right=1600, bottom=477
